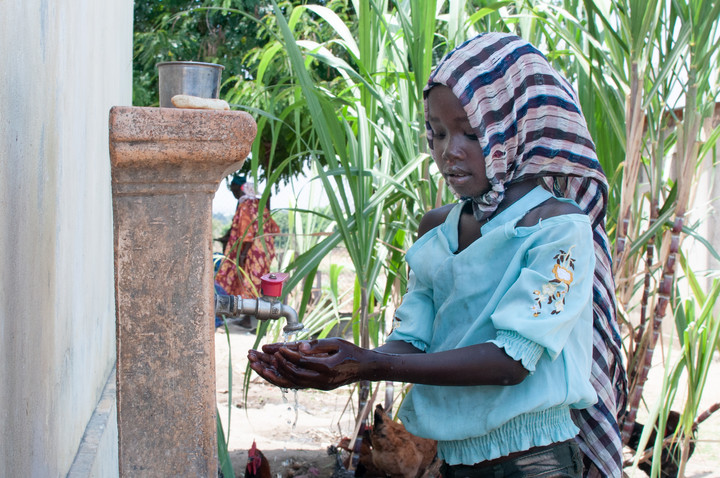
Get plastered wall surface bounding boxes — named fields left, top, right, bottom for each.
left=0, top=1, right=133, bottom=475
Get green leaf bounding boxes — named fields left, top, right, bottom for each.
left=216, top=409, right=235, bottom=478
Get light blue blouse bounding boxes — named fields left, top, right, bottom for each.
left=387, top=186, right=597, bottom=465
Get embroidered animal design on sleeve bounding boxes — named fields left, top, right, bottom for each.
left=532, top=246, right=576, bottom=316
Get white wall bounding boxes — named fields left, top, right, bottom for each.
left=0, top=1, right=133, bottom=476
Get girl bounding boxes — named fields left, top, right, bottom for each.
left=248, top=33, right=626, bottom=477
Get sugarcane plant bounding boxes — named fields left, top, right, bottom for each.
left=532, top=0, right=720, bottom=474
left=627, top=257, right=720, bottom=477
left=238, top=1, right=720, bottom=474
left=260, top=0, right=443, bottom=462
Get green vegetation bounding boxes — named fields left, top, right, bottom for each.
left=212, top=213, right=232, bottom=239
left=134, top=1, right=720, bottom=475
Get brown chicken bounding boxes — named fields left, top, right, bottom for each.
left=337, top=429, right=384, bottom=476
left=245, top=440, right=272, bottom=478
left=370, top=404, right=438, bottom=478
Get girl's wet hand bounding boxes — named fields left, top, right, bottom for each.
left=249, top=338, right=373, bottom=390
left=247, top=340, right=338, bottom=389
left=260, top=341, right=303, bottom=355
left=247, top=348, right=307, bottom=389
left=271, top=338, right=368, bottom=391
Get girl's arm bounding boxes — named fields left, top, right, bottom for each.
left=373, top=340, right=424, bottom=354
left=369, top=341, right=528, bottom=386
left=247, top=338, right=528, bottom=391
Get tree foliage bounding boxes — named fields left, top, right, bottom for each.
left=134, top=0, right=354, bottom=185
left=133, top=0, right=269, bottom=106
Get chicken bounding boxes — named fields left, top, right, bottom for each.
left=283, top=460, right=320, bottom=478
left=370, top=404, right=438, bottom=478
left=245, top=440, right=272, bottom=478
left=336, top=429, right=383, bottom=476
left=327, top=445, right=356, bottom=478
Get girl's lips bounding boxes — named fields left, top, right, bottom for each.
left=444, top=171, right=471, bottom=186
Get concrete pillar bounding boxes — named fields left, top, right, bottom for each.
left=109, top=106, right=256, bottom=476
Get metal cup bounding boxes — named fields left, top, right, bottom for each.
left=156, top=61, right=225, bottom=108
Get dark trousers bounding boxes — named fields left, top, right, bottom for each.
left=440, top=440, right=582, bottom=478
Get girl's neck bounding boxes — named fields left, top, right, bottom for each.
left=470, top=179, right=538, bottom=220
left=497, top=180, right=538, bottom=212
left=456, top=180, right=539, bottom=253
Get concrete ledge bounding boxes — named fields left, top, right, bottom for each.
left=67, top=367, right=119, bottom=478
left=109, top=106, right=256, bottom=166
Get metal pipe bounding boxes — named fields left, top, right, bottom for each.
left=214, top=295, right=303, bottom=333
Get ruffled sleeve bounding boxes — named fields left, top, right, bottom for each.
left=489, top=218, right=595, bottom=372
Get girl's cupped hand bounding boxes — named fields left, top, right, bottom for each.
left=247, top=338, right=371, bottom=391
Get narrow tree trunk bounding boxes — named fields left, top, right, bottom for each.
left=622, top=216, right=683, bottom=444
left=677, top=433, right=692, bottom=477
left=614, top=63, right=645, bottom=282
left=695, top=402, right=720, bottom=426
left=622, top=74, right=702, bottom=443
left=351, top=284, right=372, bottom=469
left=627, top=205, right=658, bottom=390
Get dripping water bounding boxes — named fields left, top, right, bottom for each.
left=280, top=330, right=301, bottom=430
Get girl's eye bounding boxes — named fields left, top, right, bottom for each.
left=465, top=133, right=478, bottom=140
left=432, top=130, right=446, bottom=139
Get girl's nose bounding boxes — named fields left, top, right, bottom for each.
left=442, top=136, right=464, bottom=163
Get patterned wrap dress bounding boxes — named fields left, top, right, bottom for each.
left=215, top=198, right=280, bottom=298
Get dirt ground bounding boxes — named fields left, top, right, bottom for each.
left=215, top=325, right=720, bottom=478
left=215, top=326, right=355, bottom=477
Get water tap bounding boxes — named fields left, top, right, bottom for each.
left=214, top=272, right=303, bottom=333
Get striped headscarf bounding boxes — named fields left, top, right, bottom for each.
left=425, top=33, right=627, bottom=477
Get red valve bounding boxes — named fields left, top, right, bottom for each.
left=260, top=272, right=289, bottom=298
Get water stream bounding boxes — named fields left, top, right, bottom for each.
left=280, top=330, right=302, bottom=430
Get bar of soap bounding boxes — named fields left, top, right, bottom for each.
left=171, top=94, right=230, bottom=110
